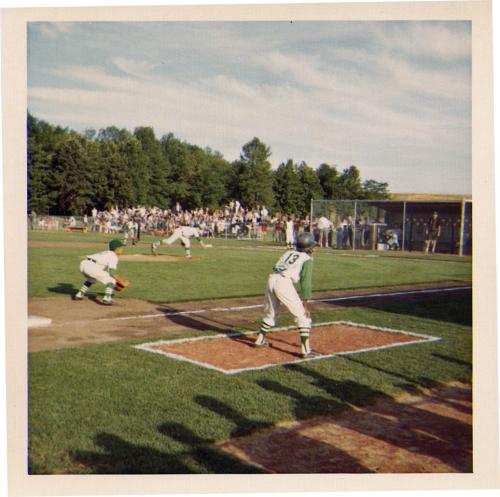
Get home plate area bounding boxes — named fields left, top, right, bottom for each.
left=135, top=321, right=440, bottom=374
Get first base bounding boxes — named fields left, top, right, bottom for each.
left=28, top=315, right=53, bottom=329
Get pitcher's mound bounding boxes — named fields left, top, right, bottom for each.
left=120, top=254, right=189, bottom=262
left=135, top=321, right=439, bottom=374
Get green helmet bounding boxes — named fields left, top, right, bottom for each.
left=296, top=232, right=317, bottom=253
left=109, top=239, right=125, bottom=251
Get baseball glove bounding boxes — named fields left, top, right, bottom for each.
left=114, top=275, right=130, bottom=292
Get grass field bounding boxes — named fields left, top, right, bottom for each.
left=28, top=231, right=471, bottom=302
left=27, top=230, right=473, bottom=474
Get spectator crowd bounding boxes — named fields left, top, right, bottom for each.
left=28, top=201, right=406, bottom=251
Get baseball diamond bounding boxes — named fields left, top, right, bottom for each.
left=28, top=230, right=473, bottom=475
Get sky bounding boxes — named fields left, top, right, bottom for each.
left=27, top=20, right=472, bottom=194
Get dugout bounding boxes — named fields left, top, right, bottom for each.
left=311, top=199, right=472, bottom=256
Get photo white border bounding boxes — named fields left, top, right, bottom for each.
left=2, top=0, right=498, bottom=495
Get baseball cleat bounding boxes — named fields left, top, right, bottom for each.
left=185, top=255, right=192, bottom=259
left=73, top=293, right=85, bottom=301
left=253, top=340, right=269, bottom=348
left=101, top=299, right=114, bottom=306
left=301, top=351, right=321, bottom=359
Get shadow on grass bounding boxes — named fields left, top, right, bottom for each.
left=158, top=421, right=265, bottom=473
left=260, top=365, right=472, bottom=472
left=47, top=282, right=104, bottom=303
left=192, top=394, right=372, bottom=473
left=47, top=282, right=77, bottom=296
left=432, top=353, right=472, bottom=369
left=68, top=425, right=265, bottom=474
left=194, top=395, right=272, bottom=437
left=69, top=432, right=191, bottom=474
left=323, top=289, right=472, bottom=326
left=155, top=305, right=233, bottom=335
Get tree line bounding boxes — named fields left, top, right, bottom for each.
left=28, top=113, right=390, bottom=216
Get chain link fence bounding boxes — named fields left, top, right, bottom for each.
left=311, top=199, right=472, bottom=256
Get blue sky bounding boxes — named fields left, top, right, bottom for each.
left=27, top=20, right=471, bottom=194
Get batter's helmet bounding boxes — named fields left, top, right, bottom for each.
left=296, top=232, right=317, bottom=253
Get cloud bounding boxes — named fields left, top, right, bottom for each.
left=27, top=21, right=471, bottom=194
left=33, top=22, right=75, bottom=39
left=112, top=57, right=156, bottom=75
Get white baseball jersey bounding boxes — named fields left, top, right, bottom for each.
left=86, top=250, right=118, bottom=272
left=273, top=250, right=312, bottom=284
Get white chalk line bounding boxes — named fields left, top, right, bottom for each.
left=133, top=320, right=441, bottom=375
left=95, top=285, right=471, bottom=324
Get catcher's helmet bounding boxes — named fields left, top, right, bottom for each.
left=296, top=232, right=317, bottom=253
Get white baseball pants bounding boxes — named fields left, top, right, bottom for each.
left=80, top=259, right=115, bottom=286
left=262, top=273, right=311, bottom=329
left=163, top=233, right=190, bottom=248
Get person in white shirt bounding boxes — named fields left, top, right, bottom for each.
left=74, top=239, right=126, bottom=305
left=285, top=216, right=295, bottom=249
left=317, top=216, right=332, bottom=248
left=151, top=225, right=206, bottom=258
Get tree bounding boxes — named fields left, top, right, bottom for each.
left=273, top=159, right=303, bottom=215
left=297, top=161, right=324, bottom=216
left=233, top=137, right=274, bottom=208
left=27, top=113, right=69, bottom=213
left=117, top=132, right=150, bottom=206
left=49, top=136, right=93, bottom=214
left=135, top=127, right=170, bottom=208
left=316, top=163, right=339, bottom=199
left=362, top=179, right=390, bottom=199
left=98, top=140, right=133, bottom=209
left=334, top=165, right=364, bottom=199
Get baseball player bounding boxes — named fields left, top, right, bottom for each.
left=254, top=232, right=318, bottom=358
left=74, top=239, right=126, bottom=305
left=151, top=224, right=206, bottom=258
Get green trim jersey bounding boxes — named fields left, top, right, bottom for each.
left=86, top=250, right=119, bottom=273
left=272, top=250, right=313, bottom=299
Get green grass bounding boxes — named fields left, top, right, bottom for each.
left=28, top=230, right=473, bottom=474
left=28, top=231, right=471, bottom=302
left=28, top=294, right=472, bottom=474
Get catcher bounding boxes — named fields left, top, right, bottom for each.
left=74, top=239, right=129, bottom=305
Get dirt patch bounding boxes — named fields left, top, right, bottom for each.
left=120, top=254, right=187, bottom=262
left=216, top=381, right=472, bottom=473
left=27, top=282, right=470, bottom=353
left=142, top=324, right=432, bottom=373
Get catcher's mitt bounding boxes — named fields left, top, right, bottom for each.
left=114, top=275, right=130, bottom=292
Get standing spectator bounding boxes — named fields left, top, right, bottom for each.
left=341, top=218, right=349, bottom=248
left=317, top=215, right=332, bottom=248
left=424, top=211, right=441, bottom=254
left=91, top=207, right=98, bottom=232
left=29, top=210, right=37, bottom=230
left=261, top=205, right=269, bottom=222
left=347, top=216, right=354, bottom=249
left=361, top=217, right=370, bottom=248
left=285, top=216, right=295, bottom=249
